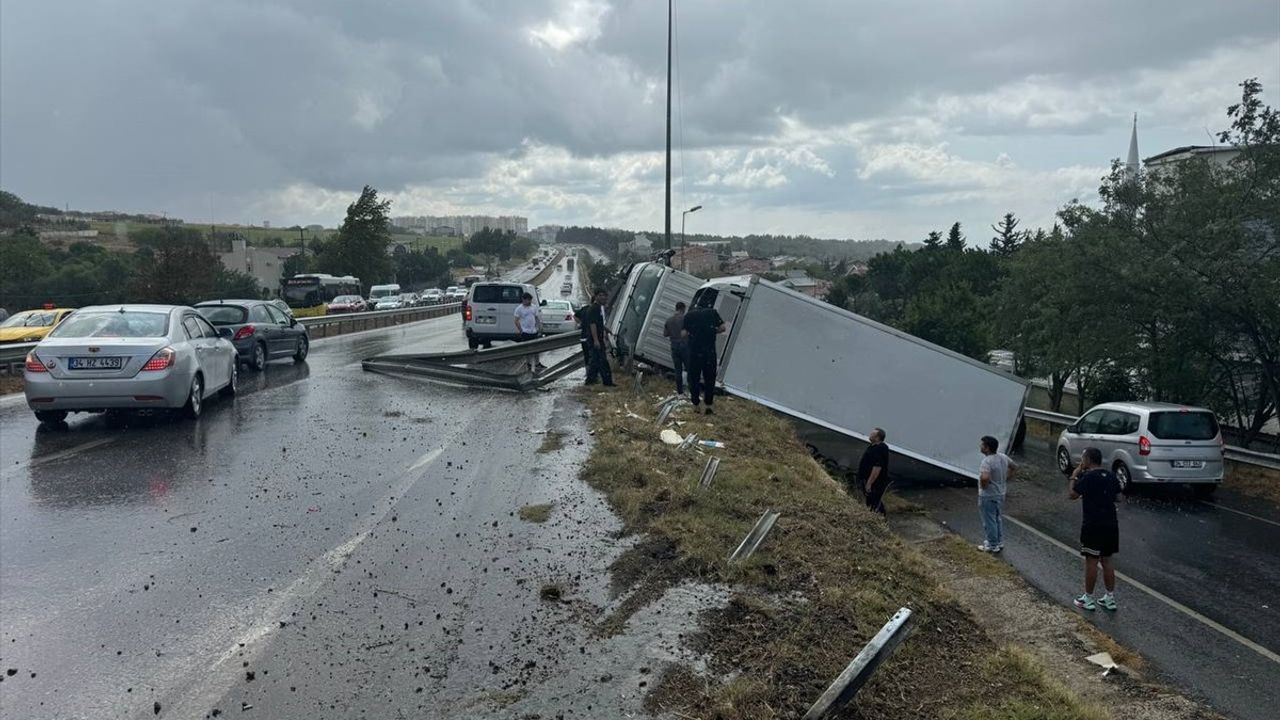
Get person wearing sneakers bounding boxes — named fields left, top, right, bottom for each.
left=1069, top=447, right=1122, bottom=612
left=513, top=293, right=545, bottom=372
left=681, top=293, right=725, bottom=415
left=977, top=435, right=1017, bottom=553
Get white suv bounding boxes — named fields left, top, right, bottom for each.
left=1056, top=402, right=1224, bottom=497
left=463, top=282, right=540, bottom=349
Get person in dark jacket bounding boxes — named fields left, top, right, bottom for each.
left=681, top=294, right=725, bottom=414
left=663, top=302, right=689, bottom=395
left=856, top=427, right=890, bottom=514
left=582, top=289, right=614, bottom=387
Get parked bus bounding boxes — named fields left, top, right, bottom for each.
left=281, top=274, right=361, bottom=317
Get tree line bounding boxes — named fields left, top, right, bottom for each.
left=824, top=80, right=1278, bottom=444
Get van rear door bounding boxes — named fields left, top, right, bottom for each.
left=1144, top=410, right=1224, bottom=480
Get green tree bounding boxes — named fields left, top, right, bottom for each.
left=989, top=212, right=1024, bottom=257
left=923, top=230, right=943, bottom=251
left=0, top=232, right=54, bottom=309
left=214, top=269, right=264, bottom=299
left=317, top=186, right=393, bottom=285
left=945, top=222, right=965, bottom=251
left=129, top=225, right=222, bottom=304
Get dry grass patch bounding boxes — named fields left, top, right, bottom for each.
left=1224, top=461, right=1280, bottom=507
left=580, top=389, right=1104, bottom=719
left=518, top=503, right=553, bottom=523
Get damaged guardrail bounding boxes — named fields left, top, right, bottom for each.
left=802, top=607, right=915, bottom=719
left=361, top=331, right=585, bottom=391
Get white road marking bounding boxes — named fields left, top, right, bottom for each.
left=164, top=445, right=447, bottom=717
left=1, top=437, right=117, bottom=476
left=1000, top=512, right=1280, bottom=665
left=1197, top=499, right=1280, bottom=529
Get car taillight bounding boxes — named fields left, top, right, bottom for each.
left=142, top=347, right=175, bottom=371
left=1138, top=435, right=1151, bottom=456
left=464, top=303, right=472, bottom=321
left=1218, top=436, right=1226, bottom=456
left=25, top=352, right=48, bottom=373
left=233, top=325, right=256, bottom=341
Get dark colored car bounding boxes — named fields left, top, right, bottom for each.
left=195, top=299, right=310, bottom=370
left=327, top=295, right=367, bottom=314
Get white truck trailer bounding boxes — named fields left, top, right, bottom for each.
left=606, top=262, right=1028, bottom=480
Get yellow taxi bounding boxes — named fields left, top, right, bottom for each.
left=0, top=308, right=75, bottom=344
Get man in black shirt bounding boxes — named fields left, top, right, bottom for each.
left=681, top=295, right=725, bottom=414
left=1069, top=447, right=1121, bottom=612
left=582, top=289, right=615, bottom=387
left=663, top=302, right=689, bottom=396
left=856, top=427, right=890, bottom=515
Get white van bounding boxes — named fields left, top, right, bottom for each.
left=463, top=281, right=541, bottom=349
left=368, top=284, right=401, bottom=307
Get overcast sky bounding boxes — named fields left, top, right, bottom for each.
left=2, top=1, right=1277, bottom=244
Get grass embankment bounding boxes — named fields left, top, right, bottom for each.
left=580, top=390, right=1106, bottom=719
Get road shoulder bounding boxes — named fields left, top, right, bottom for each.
left=885, top=496, right=1222, bottom=720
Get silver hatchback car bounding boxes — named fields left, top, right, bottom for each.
left=24, top=305, right=239, bottom=425
left=1056, top=401, right=1224, bottom=497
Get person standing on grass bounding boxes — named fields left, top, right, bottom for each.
left=977, top=435, right=1017, bottom=553
left=663, top=302, right=689, bottom=396
left=856, top=427, right=890, bottom=514
left=583, top=289, right=615, bottom=387
left=513, top=292, right=544, bottom=371
left=681, top=294, right=725, bottom=415
left=1070, top=447, right=1121, bottom=612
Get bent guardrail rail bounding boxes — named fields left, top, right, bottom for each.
left=361, top=331, right=585, bottom=391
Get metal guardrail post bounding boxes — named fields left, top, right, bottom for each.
left=802, top=608, right=914, bottom=719
left=727, top=509, right=780, bottom=565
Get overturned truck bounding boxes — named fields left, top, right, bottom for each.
left=609, top=262, right=1029, bottom=481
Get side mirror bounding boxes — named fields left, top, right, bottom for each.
left=1067, top=424, right=1078, bottom=433
left=288, top=317, right=297, bottom=327
left=216, top=327, right=233, bottom=339
left=539, top=299, right=547, bottom=306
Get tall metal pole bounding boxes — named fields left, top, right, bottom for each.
left=664, top=0, right=673, bottom=250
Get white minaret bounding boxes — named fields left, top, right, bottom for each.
left=1125, top=113, right=1140, bottom=178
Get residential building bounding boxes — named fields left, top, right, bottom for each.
left=219, top=238, right=299, bottom=297
left=530, top=224, right=563, bottom=243
left=727, top=257, right=771, bottom=275
left=619, top=233, right=654, bottom=259
left=1144, top=145, right=1242, bottom=172
left=391, top=215, right=529, bottom=237
left=672, top=245, right=720, bottom=276
left=780, top=269, right=830, bottom=299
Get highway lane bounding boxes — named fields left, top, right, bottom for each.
left=0, top=314, right=647, bottom=719
left=893, top=443, right=1280, bottom=720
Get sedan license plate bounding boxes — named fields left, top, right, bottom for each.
left=68, top=356, right=124, bottom=370
left=476, top=317, right=496, bottom=324
left=1171, top=460, right=1205, bottom=469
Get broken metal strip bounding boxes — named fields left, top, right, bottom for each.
left=698, top=457, right=720, bottom=489
left=368, top=331, right=583, bottom=366
left=727, top=509, right=780, bottom=565
left=801, top=608, right=914, bottom=720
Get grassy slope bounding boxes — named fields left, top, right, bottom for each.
left=580, top=389, right=1106, bottom=719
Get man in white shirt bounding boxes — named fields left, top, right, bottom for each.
left=513, top=292, right=544, bottom=371
left=977, top=435, right=1017, bottom=553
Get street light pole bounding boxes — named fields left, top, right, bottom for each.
left=680, top=205, right=702, bottom=272
left=664, top=0, right=673, bottom=251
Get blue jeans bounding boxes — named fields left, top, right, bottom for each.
left=979, top=495, right=1004, bottom=547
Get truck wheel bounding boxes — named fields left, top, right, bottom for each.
left=467, top=336, right=479, bottom=350
left=34, top=410, right=67, bottom=425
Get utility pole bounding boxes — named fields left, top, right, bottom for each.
left=664, top=0, right=673, bottom=251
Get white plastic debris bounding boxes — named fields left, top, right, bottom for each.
left=1085, top=652, right=1118, bottom=677
left=660, top=429, right=683, bottom=445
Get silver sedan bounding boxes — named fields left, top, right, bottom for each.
left=23, top=305, right=239, bottom=425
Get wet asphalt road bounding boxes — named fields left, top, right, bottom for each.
left=0, top=297, right=672, bottom=719
left=893, top=442, right=1280, bottom=720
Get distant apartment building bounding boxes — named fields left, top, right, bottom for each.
left=672, top=245, right=720, bottom=277
left=391, top=215, right=529, bottom=237
left=219, top=238, right=300, bottom=297
left=529, top=224, right=563, bottom=243
left=619, top=233, right=654, bottom=259
left=1144, top=145, right=1242, bottom=173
